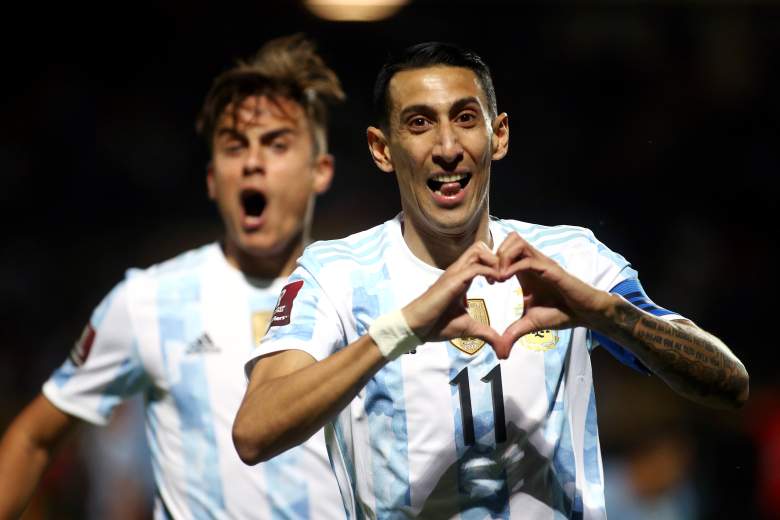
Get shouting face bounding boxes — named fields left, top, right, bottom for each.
left=208, top=95, right=332, bottom=270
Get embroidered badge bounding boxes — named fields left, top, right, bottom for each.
left=512, top=286, right=525, bottom=318
left=521, top=329, right=559, bottom=351
left=252, top=311, right=273, bottom=344
left=450, top=298, right=490, bottom=355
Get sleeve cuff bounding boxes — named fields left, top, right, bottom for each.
left=41, top=382, right=110, bottom=426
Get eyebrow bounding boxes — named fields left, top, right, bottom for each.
left=214, top=128, right=245, bottom=141
left=398, top=96, right=483, bottom=122
left=214, top=126, right=296, bottom=142
left=449, top=97, right=482, bottom=116
left=260, top=127, right=296, bottom=144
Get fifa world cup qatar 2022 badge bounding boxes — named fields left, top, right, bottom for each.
left=269, top=280, right=304, bottom=328
left=69, top=324, right=96, bottom=366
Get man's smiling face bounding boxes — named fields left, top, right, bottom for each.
left=381, top=65, right=507, bottom=237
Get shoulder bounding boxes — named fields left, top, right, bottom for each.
left=300, top=220, right=396, bottom=275
left=116, top=243, right=218, bottom=304
left=126, top=242, right=216, bottom=281
left=493, top=217, right=600, bottom=253
left=493, top=217, right=631, bottom=279
left=122, top=243, right=216, bottom=286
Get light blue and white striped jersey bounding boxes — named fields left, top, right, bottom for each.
left=43, top=243, right=344, bottom=520
left=249, top=214, right=683, bottom=520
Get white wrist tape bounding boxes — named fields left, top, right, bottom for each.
left=368, top=309, right=422, bottom=360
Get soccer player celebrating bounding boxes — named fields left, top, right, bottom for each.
left=234, top=42, right=749, bottom=519
left=0, top=35, right=346, bottom=519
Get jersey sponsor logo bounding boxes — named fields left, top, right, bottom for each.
left=186, top=332, right=221, bottom=354
left=69, top=324, right=96, bottom=366
left=269, top=280, right=304, bottom=328
left=450, top=298, right=490, bottom=355
left=252, top=311, right=272, bottom=345
left=520, top=329, right=558, bottom=351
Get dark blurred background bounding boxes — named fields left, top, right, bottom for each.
left=1, top=1, right=777, bottom=518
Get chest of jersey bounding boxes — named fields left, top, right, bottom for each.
left=345, top=262, right=581, bottom=515
left=131, top=272, right=278, bottom=396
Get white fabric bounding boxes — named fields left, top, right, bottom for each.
left=249, top=214, right=679, bottom=519
left=43, top=243, right=344, bottom=520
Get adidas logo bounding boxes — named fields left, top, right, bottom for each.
left=186, top=333, right=221, bottom=354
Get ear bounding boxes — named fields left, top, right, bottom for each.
left=491, top=112, right=509, bottom=161
left=312, top=153, right=335, bottom=195
left=367, top=126, right=394, bottom=173
left=206, top=162, right=216, bottom=200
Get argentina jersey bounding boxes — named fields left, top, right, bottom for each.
left=43, top=243, right=344, bottom=520
left=252, top=214, right=686, bottom=520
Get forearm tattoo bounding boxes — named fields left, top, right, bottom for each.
left=610, top=301, right=747, bottom=406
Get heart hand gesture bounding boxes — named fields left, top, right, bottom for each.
left=402, top=241, right=504, bottom=349
left=493, top=232, right=612, bottom=359
left=401, top=232, right=612, bottom=359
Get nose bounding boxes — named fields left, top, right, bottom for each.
left=243, top=144, right=265, bottom=176
left=432, top=122, right=464, bottom=169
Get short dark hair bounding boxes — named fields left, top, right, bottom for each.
left=197, top=34, right=345, bottom=155
left=372, top=42, right=497, bottom=130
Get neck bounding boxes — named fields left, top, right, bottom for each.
left=402, top=210, right=492, bottom=270
left=221, top=234, right=305, bottom=280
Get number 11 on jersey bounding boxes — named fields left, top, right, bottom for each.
left=450, top=364, right=507, bottom=446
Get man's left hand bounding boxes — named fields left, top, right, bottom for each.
left=493, top=231, right=612, bottom=359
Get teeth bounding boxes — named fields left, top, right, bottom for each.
left=430, top=173, right=467, bottom=183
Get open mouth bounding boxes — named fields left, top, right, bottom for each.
left=427, top=173, right=472, bottom=195
left=241, top=189, right=266, bottom=218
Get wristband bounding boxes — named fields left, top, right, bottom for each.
left=368, top=309, right=422, bottom=360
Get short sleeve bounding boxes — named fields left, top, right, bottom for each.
left=42, top=280, right=149, bottom=426
left=566, top=230, right=686, bottom=373
left=245, top=259, right=346, bottom=377
left=572, top=229, right=636, bottom=293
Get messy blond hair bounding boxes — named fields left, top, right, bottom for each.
left=197, top=34, right=345, bottom=155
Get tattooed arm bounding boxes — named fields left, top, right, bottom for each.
left=494, top=231, right=749, bottom=409
left=596, top=300, right=749, bottom=409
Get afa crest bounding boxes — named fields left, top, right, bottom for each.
left=450, top=299, right=490, bottom=355
left=520, top=329, right=559, bottom=351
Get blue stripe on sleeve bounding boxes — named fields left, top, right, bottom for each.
left=594, top=278, right=680, bottom=374
left=592, top=331, right=650, bottom=374
left=609, top=279, right=675, bottom=317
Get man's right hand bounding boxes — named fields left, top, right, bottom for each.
left=402, top=241, right=504, bottom=347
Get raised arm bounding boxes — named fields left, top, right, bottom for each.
left=0, top=394, right=81, bottom=518
left=233, top=242, right=504, bottom=464
left=495, top=232, right=749, bottom=409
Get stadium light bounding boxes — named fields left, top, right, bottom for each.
left=303, top=0, right=409, bottom=22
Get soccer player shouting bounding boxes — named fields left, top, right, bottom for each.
left=234, top=42, right=748, bottom=519
left=0, top=35, right=346, bottom=519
